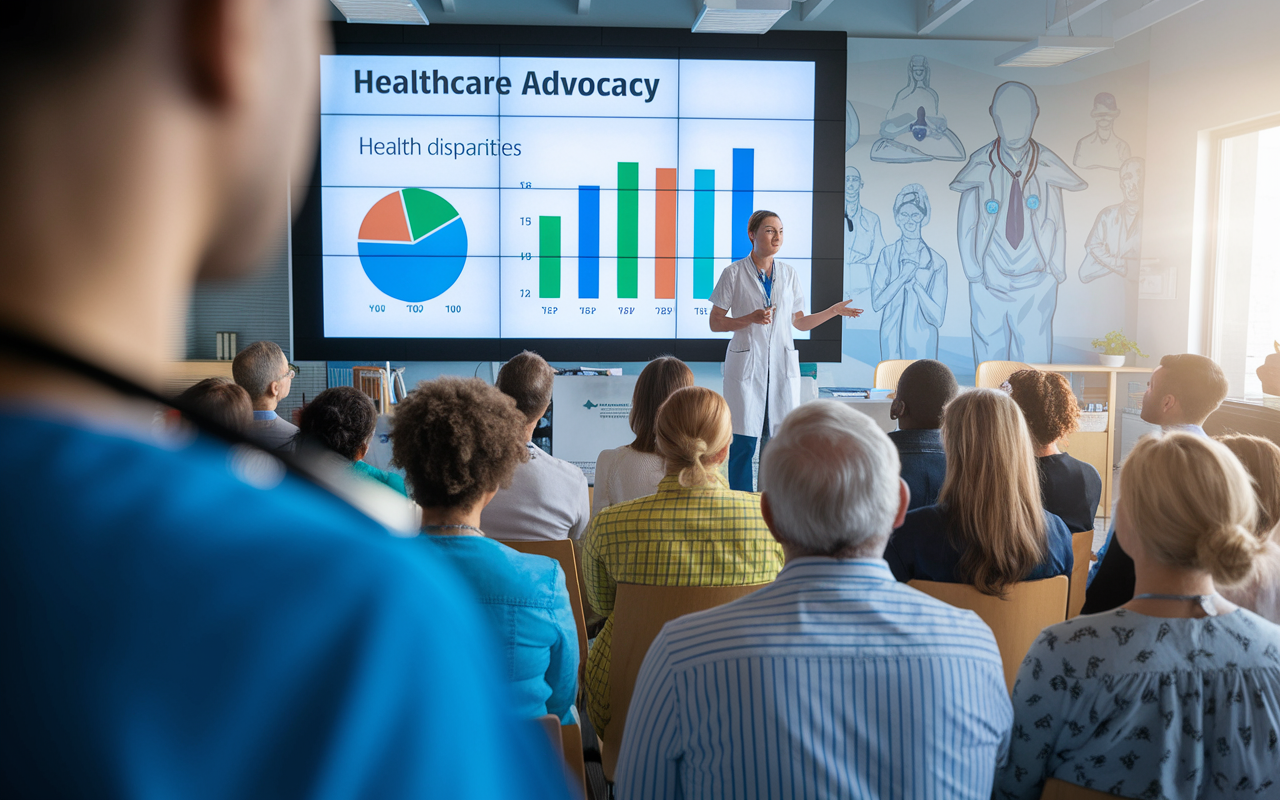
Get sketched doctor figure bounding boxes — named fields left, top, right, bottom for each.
left=710, top=210, right=862, bottom=491
left=1081, top=156, right=1145, bottom=336
left=871, top=184, right=948, bottom=360
left=843, top=166, right=885, bottom=299
left=870, top=55, right=966, bottom=163
left=950, top=81, right=1087, bottom=365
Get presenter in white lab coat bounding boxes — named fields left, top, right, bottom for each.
left=710, top=210, right=863, bottom=491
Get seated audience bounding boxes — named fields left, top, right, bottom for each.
left=995, top=432, right=1280, bottom=799
left=1216, top=434, right=1280, bottom=623
left=1006, top=368, right=1103, bottom=533
left=616, top=401, right=1011, bottom=799
left=231, top=340, right=298, bottom=451
left=583, top=386, right=783, bottom=737
left=887, top=359, right=958, bottom=509
left=1084, top=353, right=1229, bottom=613
left=480, top=351, right=590, bottom=541
left=393, top=377, right=578, bottom=722
left=173, top=377, right=252, bottom=432
left=592, top=356, right=694, bottom=517
left=297, top=386, right=406, bottom=496
left=885, top=388, right=1073, bottom=594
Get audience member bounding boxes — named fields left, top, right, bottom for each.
left=297, top=386, right=406, bottom=496
left=231, top=340, right=299, bottom=451
left=887, top=359, right=958, bottom=509
left=885, top=388, right=1073, bottom=594
left=592, top=356, right=694, bottom=517
left=1006, top=368, right=1103, bottom=533
left=393, top=377, right=579, bottom=722
left=616, top=401, right=1011, bottom=799
left=0, top=1, right=565, bottom=796
left=481, top=351, right=590, bottom=541
left=583, top=386, right=783, bottom=737
left=1083, top=353, right=1229, bottom=613
left=173, top=377, right=252, bottom=433
left=1216, top=434, right=1280, bottom=623
left=995, top=432, right=1280, bottom=799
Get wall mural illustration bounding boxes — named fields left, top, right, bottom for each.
left=871, top=184, right=947, bottom=359
left=871, top=56, right=967, bottom=163
left=846, top=100, right=860, bottom=151
left=839, top=40, right=1148, bottom=385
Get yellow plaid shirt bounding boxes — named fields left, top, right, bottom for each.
left=582, top=473, right=783, bottom=735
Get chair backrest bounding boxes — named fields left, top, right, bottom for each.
left=1040, top=777, right=1116, bottom=799
left=497, top=539, right=589, bottom=684
left=534, top=714, right=564, bottom=758
left=974, top=360, right=1032, bottom=389
left=601, top=582, right=767, bottom=778
left=873, top=359, right=917, bottom=391
left=1068, top=531, right=1093, bottom=619
left=908, top=576, right=1069, bottom=692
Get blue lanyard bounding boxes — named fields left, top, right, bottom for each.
left=753, top=260, right=774, bottom=308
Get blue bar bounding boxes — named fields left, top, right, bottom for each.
left=578, top=185, right=600, bottom=299
left=732, top=148, right=754, bottom=260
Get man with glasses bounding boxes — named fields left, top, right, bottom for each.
left=232, top=340, right=299, bottom=451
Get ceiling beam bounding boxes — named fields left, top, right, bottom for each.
left=1047, top=0, right=1112, bottom=33
left=1112, top=0, right=1208, bottom=40
left=916, top=0, right=980, bottom=35
left=799, top=0, right=836, bottom=22
left=440, top=0, right=455, bottom=11
left=578, top=0, right=590, bottom=13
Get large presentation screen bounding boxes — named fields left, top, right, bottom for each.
left=293, top=29, right=844, bottom=362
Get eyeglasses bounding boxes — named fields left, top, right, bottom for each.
left=279, top=364, right=298, bottom=381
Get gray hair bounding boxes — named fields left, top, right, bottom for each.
left=760, top=401, right=902, bottom=556
left=232, top=340, right=286, bottom=401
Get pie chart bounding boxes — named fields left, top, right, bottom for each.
left=357, top=188, right=468, bottom=302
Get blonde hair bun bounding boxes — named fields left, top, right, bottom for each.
left=1196, top=522, right=1264, bottom=587
left=654, top=387, right=733, bottom=488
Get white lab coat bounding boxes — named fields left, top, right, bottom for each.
left=709, top=256, right=806, bottom=439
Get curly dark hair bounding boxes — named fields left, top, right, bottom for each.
left=391, top=377, right=530, bottom=509
left=298, top=386, right=377, bottom=461
left=1006, top=369, right=1079, bottom=448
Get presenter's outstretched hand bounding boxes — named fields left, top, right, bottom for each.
left=829, top=300, right=863, bottom=318
left=745, top=308, right=774, bottom=325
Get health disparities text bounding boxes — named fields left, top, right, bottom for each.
left=359, top=137, right=521, bottom=159
left=353, top=69, right=662, bottom=103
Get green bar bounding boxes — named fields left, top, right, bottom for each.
left=617, top=162, right=639, bottom=299
left=539, top=216, right=561, bottom=299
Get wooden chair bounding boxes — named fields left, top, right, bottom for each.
left=1068, top=530, right=1094, bottom=619
left=532, top=714, right=587, bottom=794
left=872, top=359, right=917, bottom=391
left=974, top=360, right=1033, bottom=389
left=600, top=582, right=768, bottom=780
left=1040, top=777, right=1115, bottom=799
left=497, top=539, right=589, bottom=685
left=534, top=714, right=564, bottom=757
left=908, top=576, right=1069, bottom=692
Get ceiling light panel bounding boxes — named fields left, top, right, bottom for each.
left=692, top=0, right=791, bottom=34
left=331, top=0, right=429, bottom=25
left=996, top=36, right=1113, bottom=68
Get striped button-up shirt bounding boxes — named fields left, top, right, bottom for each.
left=615, top=558, right=1012, bottom=800
left=583, top=473, right=783, bottom=736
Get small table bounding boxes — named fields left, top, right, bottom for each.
left=826, top=397, right=896, bottom=433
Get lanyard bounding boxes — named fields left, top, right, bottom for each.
left=1133, top=592, right=1221, bottom=617
left=751, top=256, right=774, bottom=308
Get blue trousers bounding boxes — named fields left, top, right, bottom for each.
left=727, top=406, right=770, bottom=492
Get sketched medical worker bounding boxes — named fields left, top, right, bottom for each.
left=1073, top=92, right=1131, bottom=171
left=871, top=184, right=948, bottom=360
left=870, top=55, right=966, bottom=163
left=950, top=81, right=1087, bottom=365
left=1081, top=157, right=1145, bottom=336
left=843, top=166, right=885, bottom=300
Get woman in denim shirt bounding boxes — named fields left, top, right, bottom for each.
left=392, top=377, right=578, bottom=722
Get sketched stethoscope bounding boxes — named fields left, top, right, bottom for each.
left=983, top=138, right=1042, bottom=216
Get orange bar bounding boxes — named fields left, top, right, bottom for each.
left=655, top=168, right=677, bottom=300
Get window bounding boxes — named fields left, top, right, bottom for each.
left=1211, top=121, right=1280, bottom=400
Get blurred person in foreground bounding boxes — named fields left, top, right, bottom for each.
left=886, top=358, right=958, bottom=510
left=591, top=355, right=695, bottom=517
left=297, top=385, right=406, bottom=496
left=616, top=401, right=1010, bottom=799
left=0, top=1, right=567, bottom=797
left=1216, top=434, right=1280, bottom=623
left=995, top=433, right=1280, bottom=799
left=393, top=377, right=579, bottom=723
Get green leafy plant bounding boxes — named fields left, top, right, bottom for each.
left=1090, top=330, right=1148, bottom=357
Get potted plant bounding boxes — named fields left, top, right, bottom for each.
left=1090, top=330, right=1148, bottom=367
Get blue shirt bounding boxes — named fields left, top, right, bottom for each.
left=616, top=558, right=1012, bottom=800
left=887, top=428, right=946, bottom=510
left=252, top=409, right=278, bottom=421
left=886, top=504, right=1074, bottom=586
left=424, top=536, right=579, bottom=722
left=0, top=411, right=567, bottom=799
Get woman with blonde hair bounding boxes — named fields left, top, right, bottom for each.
left=995, top=432, right=1280, bottom=799
left=885, top=388, right=1073, bottom=595
left=582, top=386, right=783, bottom=737
left=1216, top=434, right=1280, bottom=622
left=591, top=356, right=695, bottom=517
